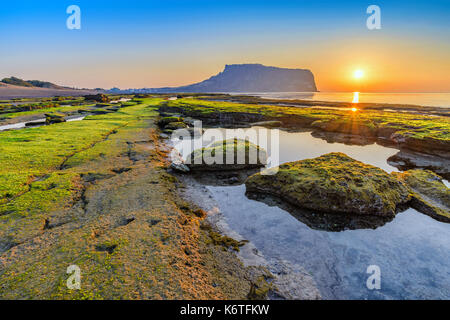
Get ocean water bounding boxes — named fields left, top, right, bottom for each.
left=236, top=92, right=450, bottom=108
left=173, top=128, right=450, bottom=299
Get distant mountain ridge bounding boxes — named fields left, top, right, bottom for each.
left=1, top=77, right=67, bottom=89
left=109, top=64, right=317, bottom=93
left=0, top=77, right=102, bottom=99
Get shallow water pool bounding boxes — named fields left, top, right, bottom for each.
left=173, top=127, right=450, bottom=299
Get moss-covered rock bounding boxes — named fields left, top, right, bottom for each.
left=245, top=152, right=410, bottom=217
left=392, top=169, right=449, bottom=222
left=83, top=94, right=109, bottom=102
left=164, top=121, right=188, bottom=130
left=157, top=116, right=183, bottom=127
left=45, top=113, right=66, bottom=124
left=201, top=223, right=248, bottom=252
left=311, top=118, right=378, bottom=137
left=187, top=139, right=267, bottom=171
left=247, top=275, right=272, bottom=300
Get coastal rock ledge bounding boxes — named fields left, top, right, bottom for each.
left=245, top=153, right=410, bottom=217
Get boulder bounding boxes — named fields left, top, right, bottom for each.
left=392, top=169, right=449, bottom=222
left=158, top=116, right=183, bottom=127
left=44, top=113, right=66, bottom=124
left=245, top=152, right=410, bottom=217
left=387, top=151, right=450, bottom=180
left=390, top=132, right=450, bottom=157
left=170, top=162, right=190, bottom=173
left=84, top=94, right=109, bottom=102
left=187, top=139, right=267, bottom=171
left=311, top=119, right=378, bottom=137
left=164, top=121, right=188, bottom=130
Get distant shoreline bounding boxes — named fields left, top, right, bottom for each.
left=0, top=84, right=102, bottom=99
left=198, top=93, right=449, bottom=116
left=231, top=92, right=450, bottom=109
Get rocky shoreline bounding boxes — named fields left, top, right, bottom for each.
left=159, top=97, right=449, bottom=178
left=175, top=172, right=322, bottom=300
left=159, top=102, right=448, bottom=223
left=160, top=103, right=449, bottom=158
left=1, top=96, right=448, bottom=300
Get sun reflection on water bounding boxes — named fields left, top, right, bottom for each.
left=352, top=92, right=360, bottom=103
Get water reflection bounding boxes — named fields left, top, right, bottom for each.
left=246, top=192, right=394, bottom=232
left=191, top=169, right=259, bottom=186
left=173, top=127, right=399, bottom=172
left=0, top=115, right=86, bottom=132
left=244, top=92, right=450, bottom=108
left=0, top=119, right=45, bottom=131
left=209, top=184, right=450, bottom=299
left=352, top=91, right=360, bottom=103
left=175, top=127, right=450, bottom=299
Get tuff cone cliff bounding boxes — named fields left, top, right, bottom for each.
left=117, top=64, right=317, bottom=93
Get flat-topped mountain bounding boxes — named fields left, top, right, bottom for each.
left=111, top=64, right=318, bottom=93
left=170, top=64, right=317, bottom=92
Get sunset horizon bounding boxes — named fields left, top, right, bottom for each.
left=1, top=0, right=449, bottom=92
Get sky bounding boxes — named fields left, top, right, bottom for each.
left=0, top=0, right=449, bottom=92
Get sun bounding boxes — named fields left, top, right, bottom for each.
left=354, top=69, right=364, bottom=79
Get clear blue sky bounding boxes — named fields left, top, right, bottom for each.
left=0, top=0, right=449, bottom=91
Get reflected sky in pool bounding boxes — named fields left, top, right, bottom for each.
left=173, top=127, right=450, bottom=299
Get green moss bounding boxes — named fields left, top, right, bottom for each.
left=246, top=152, right=411, bottom=216
left=0, top=98, right=164, bottom=244
left=247, top=275, right=272, bottom=300
left=164, top=121, right=187, bottom=130
left=393, top=169, right=449, bottom=222
left=1, top=103, right=94, bottom=120
left=201, top=223, right=248, bottom=252
left=0, top=172, right=78, bottom=217
left=158, top=116, right=183, bottom=127
left=188, top=139, right=267, bottom=170
left=163, top=98, right=450, bottom=143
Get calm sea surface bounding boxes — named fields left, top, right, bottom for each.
left=236, top=92, right=450, bottom=108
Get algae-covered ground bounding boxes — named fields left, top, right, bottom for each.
left=0, top=98, right=258, bottom=299
left=0, top=95, right=132, bottom=124
left=1, top=94, right=448, bottom=300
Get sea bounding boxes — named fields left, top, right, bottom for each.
left=235, top=92, right=450, bottom=108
